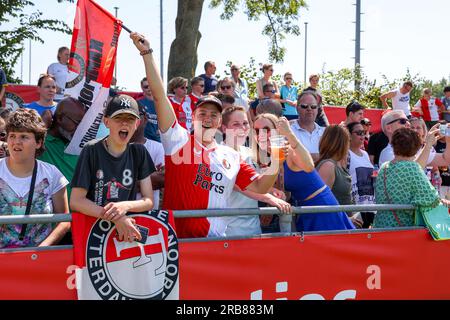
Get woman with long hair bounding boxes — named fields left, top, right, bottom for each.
left=316, top=125, right=353, bottom=207
left=253, top=113, right=354, bottom=231
left=255, top=64, right=279, bottom=100
left=346, top=121, right=375, bottom=228
left=221, top=107, right=291, bottom=236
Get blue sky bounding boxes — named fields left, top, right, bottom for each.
left=8, top=0, right=450, bottom=91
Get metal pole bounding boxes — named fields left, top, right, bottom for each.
left=354, top=0, right=361, bottom=91
left=114, top=7, right=119, bottom=82
left=304, top=22, right=308, bottom=87
left=20, top=44, right=24, bottom=82
left=0, top=204, right=417, bottom=224
left=28, top=39, right=31, bottom=84
left=160, top=0, right=164, bottom=81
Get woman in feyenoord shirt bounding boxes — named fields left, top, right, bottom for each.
left=131, top=32, right=286, bottom=239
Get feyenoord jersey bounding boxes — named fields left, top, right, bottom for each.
left=168, top=95, right=193, bottom=132
left=161, top=122, right=260, bottom=238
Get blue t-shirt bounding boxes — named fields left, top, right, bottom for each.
left=24, top=101, right=56, bottom=116
left=199, top=74, right=218, bottom=94
left=137, top=97, right=160, bottom=142
left=280, top=85, right=298, bottom=117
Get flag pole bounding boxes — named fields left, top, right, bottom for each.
left=121, top=24, right=145, bottom=44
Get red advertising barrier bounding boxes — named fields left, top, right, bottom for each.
left=1, top=229, right=450, bottom=300
left=2, top=85, right=384, bottom=132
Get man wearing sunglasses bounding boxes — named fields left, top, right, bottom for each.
left=137, top=77, right=160, bottom=142
left=379, top=111, right=411, bottom=166
left=379, top=110, right=450, bottom=170
left=290, top=91, right=325, bottom=162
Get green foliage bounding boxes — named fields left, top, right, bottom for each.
left=0, top=0, right=72, bottom=83
left=209, top=0, right=307, bottom=63
left=223, top=58, right=450, bottom=108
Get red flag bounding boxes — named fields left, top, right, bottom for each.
left=64, top=0, right=122, bottom=155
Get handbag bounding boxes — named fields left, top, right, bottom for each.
left=420, top=203, right=450, bottom=241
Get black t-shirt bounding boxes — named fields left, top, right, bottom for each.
left=434, top=140, right=450, bottom=186
left=71, top=139, right=155, bottom=206
left=367, top=131, right=389, bottom=165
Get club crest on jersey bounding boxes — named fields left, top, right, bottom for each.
left=222, top=158, right=231, bottom=170
left=85, top=210, right=178, bottom=300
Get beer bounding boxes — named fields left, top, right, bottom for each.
left=269, top=135, right=286, bottom=162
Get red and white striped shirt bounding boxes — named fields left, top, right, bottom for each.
left=169, top=95, right=193, bottom=132
left=161, top=122, right=260, bottom=238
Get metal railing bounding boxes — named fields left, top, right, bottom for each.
left=0, top=204, right=416, bottom=225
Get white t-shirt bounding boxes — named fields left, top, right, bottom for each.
left=390, top=88, right=411, bottom=116
left=379, top=143, right=436, bottom=166
left=47, top=62, right=69, bottom=101
left=0, top=159, right=68, bottom=247
left=142, top=138, right=164, bottom=209
left=349, top=150, right=374, bottom=205
left=223, top=146, right=261, bottom=237
left=290, top=121, right=325, bottom=155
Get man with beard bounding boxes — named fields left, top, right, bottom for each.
left=39, top=97, right=86, bottom=198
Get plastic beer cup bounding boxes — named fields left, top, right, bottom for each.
left=269, top=135, right=286, bottom=162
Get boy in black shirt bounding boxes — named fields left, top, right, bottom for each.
left=70, top=94, right=155, bottom=242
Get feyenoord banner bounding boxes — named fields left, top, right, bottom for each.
left=64, top=0, right=121, bottom=155
left=72, top=210, right=179, bottom=300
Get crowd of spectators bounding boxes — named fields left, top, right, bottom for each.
left=1, top=37, right=450, bottom=249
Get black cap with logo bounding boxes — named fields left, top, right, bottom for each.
left=104, top=94, right=140, bottom=119
left=195, top=95, right=223, bottom=112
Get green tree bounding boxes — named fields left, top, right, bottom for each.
left=167, top=0, right=307, bottom=81
left=0, top=0, right=71, bottom=83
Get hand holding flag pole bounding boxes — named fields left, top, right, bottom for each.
left=121, top=24, right=145, bottom=44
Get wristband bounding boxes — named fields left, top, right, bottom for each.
left=140, top=48, right=153, bottom=56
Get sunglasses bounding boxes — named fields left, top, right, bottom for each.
left=0, top=132, right=6, bottom=138
left=142, top=85, right=149, bottom=89
left=387, top=118, right=409, bottom=125
left=264, top=90, right=276, bottom=94
left=299, top=104, right=318, bottom=110
left=352, top=130, right=365, bottom=136
left=221, top=85, right=232, bottom=90
left=285, top=78, right=293, bottom=80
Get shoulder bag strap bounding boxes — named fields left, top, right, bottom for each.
left=19, top=160, right=38, bottom=241
left=382, top=162, right=403, bottom=227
